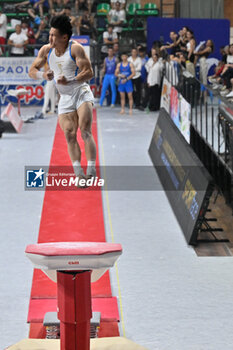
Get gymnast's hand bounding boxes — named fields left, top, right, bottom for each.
left=45, top=69, right=54, bottom=81
left=57, top=75, right=68, bottom=85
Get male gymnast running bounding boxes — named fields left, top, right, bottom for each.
left=29, top=15, right=96, bottom=180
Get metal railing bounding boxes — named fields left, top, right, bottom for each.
left=165, top=60, right=233, bottom=208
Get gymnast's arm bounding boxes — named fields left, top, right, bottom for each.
left=29, top=45, right=54, bottom=81
left=72, top=42, right=94, bottom=82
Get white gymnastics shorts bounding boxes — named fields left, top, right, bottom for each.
left=58, top=83, right=94, bottom=115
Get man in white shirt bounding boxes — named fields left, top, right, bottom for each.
left=101, top=24, right=118, bottom=57
left=107, top=1, right=126, bottom=34
left=128, top=47, right=142, bottom=109
left=8, top=24, right=29, bottom=56
left=0, top=7, right=7, bottom=56
left=147, top=53, right=163, bottom=111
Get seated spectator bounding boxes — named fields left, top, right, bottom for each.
left=220, top=45, right=228, bottom=64
left=34, top=20, right=49, bottom=55
left=216, top=44, right=233, bottom=96
left=77, top=10, right=96, bottom=39
left=29, top=0, right=49, bottom=22
left=101, top=24, right=118, bottom=58
left=63, top=6, right=76, bottom=29
left=209, top=44, right=233, bottom=92
left=107, top=1, right=126, bottom=34
left=75, top=0, right=90, bottom=14
left=208, top=46, right=228, bottom=84
left=110, top=0, right=126, bottom=9
left=49, top=0, right=64, bottom=15
left=194, top=39, right=214, bottom=85
left=147, top=53, right=163, bottom=111
left=51, top=5, right=76, bottom=30
left=100, top=47, right=118, bottom=107
left=128, top=47, right=142, bottom=109
left=0, top=7, right=7, bottom=56
left=16, top=0, right=49, bottom=23
left=8, top=24, right=29, bottom=57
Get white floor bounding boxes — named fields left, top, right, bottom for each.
left=1, top=106, right=233, bottom=350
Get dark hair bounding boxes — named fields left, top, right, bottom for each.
left=121, top=51, right=128, bottom=56
left=138, top=46, right=146, bottom=53
left=50, top=15, right=72, bottom=40
left=64, top=6, right=71, bottom=10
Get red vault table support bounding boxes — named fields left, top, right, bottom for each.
left=57, top=271, right=92, bottom=350
left=25, top=242, right=123, bottom=350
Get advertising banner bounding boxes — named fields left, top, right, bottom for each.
left=0, top=84, right=44, bottom=106
left=170, top=86, right=179, bottom=129
left=180, top=95, right=191, bottom=143
left=71, top=35, right=90, bottom=58
left=160, top=77, right=171, bottom=113
left=0, top=57, right=43, bottom=85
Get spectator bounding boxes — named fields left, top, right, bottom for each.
left=147, top=53, right=163, bottom=111
left=209, top=44, right=233, bottom=95
left=218, top=44, right=233, bottom=96
left=208, top=46, right=228, bottom=84
left=75, top=0, right=90, bottom=13
left=194, top=39, right=214, bottom=85
left=100, top=47, right=118, bottom=107
left=107, top=1, right=126, bottom=34
left=115, top=52, right=135, bottom=115
left=8, top=24, right=29, bottom=57
left=0, top=7, right=7, bottom=56
left=177, top=26, right=189, bottom=52
left=128, top=47, right=142, bottom=109
left=101, top=24, right=118, bottom=58
left=160, top=31, right=180, bottom=58
left=220, top=45, right=228, bottom=64
left=50, top=5, right=76, bottom=29
left=34, top=20, right=49, bottom=55
left=110, top=0, right=126, bottom=9
left=171, top=52, right=187, bottom=69
left=138, top=46, right=149, bottom=110
left=21, top=21, right=36, bottom=55
left=49, top=0, right=64, bottom=15
left=63, top=6, right=76, bottom=29
left=145, top=47, right=160, bottom=73
left=28, top=0, right=49, bottom=22
left=77, top=10, right=96, bottom=39
left=113, top=42, right=120, bottom=59
left=16, top=0, right=49, bottom=23
left=185, top=29, right=196, bottom=76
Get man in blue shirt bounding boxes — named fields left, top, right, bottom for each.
left=100, top=47, right=118, bottom=107
left=138, top=46, right=149, bottom=110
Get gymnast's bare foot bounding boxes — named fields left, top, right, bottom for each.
left=120, top=109, right=125, bottom=114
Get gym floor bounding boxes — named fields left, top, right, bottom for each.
left=1, top=106, right=233, bottom=350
